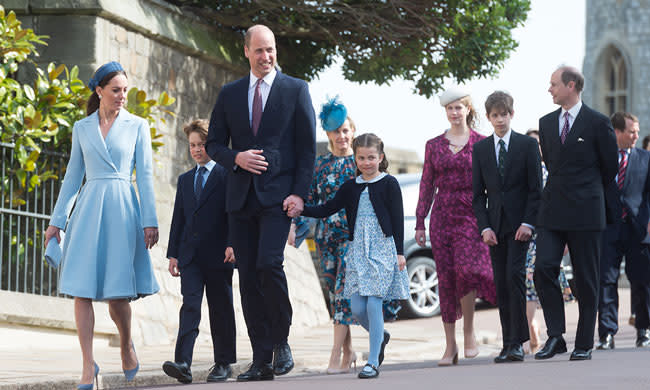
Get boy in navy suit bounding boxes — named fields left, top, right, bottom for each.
left=163, top=120, right=236, bottom=383
left=472, top=91, right=542, bottom=363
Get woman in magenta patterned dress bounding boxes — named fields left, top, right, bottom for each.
left=415, top=87, right=496, bottom=366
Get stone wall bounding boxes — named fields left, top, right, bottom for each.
left=583, top=0, right=650, bottom=137
left=3, top=0, right=330, bottom=346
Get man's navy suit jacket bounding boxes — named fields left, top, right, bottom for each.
left=538, top=103, right=618, bottom=231
left=605, top=147, right=650, bottom=244
left=166, top=164, right=233, bottom=270
left=206, top=71, right=316, bottom=212
left=472, top=131, right=542, bottom=236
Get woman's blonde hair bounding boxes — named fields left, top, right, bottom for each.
left=457, top=95, right=478, bottom=128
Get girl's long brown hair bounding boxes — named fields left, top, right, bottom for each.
left=352, top=133, right=389, bottom=176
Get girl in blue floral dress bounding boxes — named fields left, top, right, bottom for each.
left=291, top=98, right=400, bottom=374
left=301, top=133, right=409, bottom=379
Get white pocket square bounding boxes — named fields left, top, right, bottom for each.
left=577, top=137, right=585, bottom=142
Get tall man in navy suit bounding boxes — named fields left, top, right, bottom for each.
left=163, top=120, right=236, bottom=383
left=206, top=24, right=316, bottom=381
left=596, top=112, right=650, bottom=350
left=534, top=67, right=618, bottom=361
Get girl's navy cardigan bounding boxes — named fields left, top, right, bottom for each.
left=302, top=174, right=404, bottom=255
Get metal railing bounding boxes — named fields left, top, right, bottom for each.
left=0, top=142, right=68, bottom=297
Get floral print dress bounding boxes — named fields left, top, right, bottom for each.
left=295, top=153, right=401, bottom=324
left=415, top=130, right=497, bottom=323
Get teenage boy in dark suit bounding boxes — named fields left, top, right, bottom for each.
left=473, top=91, right=542, bottom=363
left=163, top=120, right=236, bottom=383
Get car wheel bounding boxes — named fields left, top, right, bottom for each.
left=402, top=256, right=440, bottom=318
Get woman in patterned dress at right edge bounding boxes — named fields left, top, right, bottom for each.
left=415, top=87, right=497, bottom=366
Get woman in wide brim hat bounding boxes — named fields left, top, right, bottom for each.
left=44, top=61, right=160, bottom=389
left=414, top=86, right=496, bottom=366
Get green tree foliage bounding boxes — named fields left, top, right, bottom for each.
left=166, top=0, right=530, bottom=97
left=0, top=5, right=175, bottom=204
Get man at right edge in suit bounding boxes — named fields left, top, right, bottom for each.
left=596, top=112, right=650, bottom=350
left=534, top=66, right=618, bottom=361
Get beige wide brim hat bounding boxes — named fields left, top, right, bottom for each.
left=439, top=86, right=471, bottom=106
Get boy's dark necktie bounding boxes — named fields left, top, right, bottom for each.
left=498, top=139, right=506, bottom=178
left=195, top=166, right=207, bottom=200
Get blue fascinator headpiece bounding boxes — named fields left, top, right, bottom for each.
left=319, top=96, right=348, bottom=132
left=88, top=61, right=124, bottom=91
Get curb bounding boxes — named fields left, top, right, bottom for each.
left=2, top=361, right=253, bottom=390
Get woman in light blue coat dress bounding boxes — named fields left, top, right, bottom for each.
left=44, top=62, right=159, bottom=389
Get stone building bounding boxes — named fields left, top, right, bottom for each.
left=583, top=0, right=650, bottom=136
left=1, top=0, right=329, bottom=348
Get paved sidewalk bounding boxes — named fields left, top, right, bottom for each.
left=1, top=289, right=635, bottom=389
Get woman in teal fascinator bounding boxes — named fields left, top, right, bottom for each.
left=290, top=96, right=358, bottom=373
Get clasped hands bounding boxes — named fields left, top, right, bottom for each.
left=283, top=195, right=303, bottom=218
left=481, top=225, right=532, bottom=246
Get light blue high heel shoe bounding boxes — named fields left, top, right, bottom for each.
left=123, top=341, right=140, bottom=382
left=77, top=361, right=99, bottom=390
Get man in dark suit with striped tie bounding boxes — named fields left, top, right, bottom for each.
left=596, top=112, right=650, bottom=350
left=534, top=66, right=618, bottom=361
left=206, top=24, right=316, bottom=381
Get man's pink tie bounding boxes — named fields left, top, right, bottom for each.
left=560, top=112, right=570, bottom=144
left=252, top=78, right=263, bottom=136
left=618, top=149, right=628, bottom=219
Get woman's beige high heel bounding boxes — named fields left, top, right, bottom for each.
left=327, top=351, right=357, bottom=374
left=464, top=336, right=479, bottom=358
left=326, top=349, right=343, bottom=374
left=438, top=351, right=459, bottom=367
left=342, top=351, right=357, bottom=373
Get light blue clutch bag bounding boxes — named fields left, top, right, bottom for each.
left=44, top=232, right=64, bottom=269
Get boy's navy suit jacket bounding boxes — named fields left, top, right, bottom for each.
left=167, top=163, right=232, bottom=270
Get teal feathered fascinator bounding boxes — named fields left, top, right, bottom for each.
left=319, top=96, right=347, bottom=132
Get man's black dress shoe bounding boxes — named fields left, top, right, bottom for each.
left=569, top=348, right=592, bottom=361
left=358, top=364, right=379, bottom=379
left=507, top=343, right=524, bottom=362
left=534, top=336, right=567, bottom=360
left=272, top=343, right=294, bottom=376
left=494, top=346, right=509, bottom=363
left=596, top=333, right=615, bottom=350
left=162, top=361, right=192, bottom=384
left=378, top=331, right=390, bottom=366
left=237, top=361, right=274, bottom=382
left=636, top=329, right=650, bottom=347
left=207, top=363, right=231, bottom=382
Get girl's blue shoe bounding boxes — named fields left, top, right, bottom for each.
left=77, top=362, right=99, bottom=390
left=123, top=341, right=140, bottom=382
